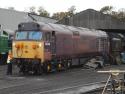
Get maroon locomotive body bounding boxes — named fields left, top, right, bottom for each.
left=13, top=22, right=109, bottom=74
left=41, top=23, right=109, bottom=61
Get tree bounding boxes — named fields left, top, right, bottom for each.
left=37, top=6, right=50, bottom=17
left=52, top=12, right=69, bottom=20
left=117, top=8, right=125, bottom=21
left=29, top=6, right=37, bottom=14
left=100, top=6, right=114, bottom=14
left=68, top=5, right=76, bottom=17
left=52, top=6, right=76, bottom=20
left=100, top=6, right=125, bottom=21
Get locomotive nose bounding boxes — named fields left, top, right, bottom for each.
left=12, top=41, right=44, bottom=62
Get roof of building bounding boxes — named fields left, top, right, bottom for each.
left=0, top=8, right=57, bottom=35
left=57, top=9, right=125, bottom=30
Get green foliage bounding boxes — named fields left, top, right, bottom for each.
left=100, top=6, right=125, bottom=21
left=52, top=6, right=76, bottom=20
left=37, top=6, right=50, bottom=17
left=28, top=6, right=50, bottom=17
left=29, top=6, right=37, bottom=15
left=117, top=9, right=125, bottom=21
left=28, top=5, right=76, bottom=19
left=52, top=12, right=69, bottom=20
left=100, top=6, right=113, bottom=14
left=68, top=5, right=76, bottom=17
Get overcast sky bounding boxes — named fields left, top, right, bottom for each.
left=0, top=0, right=124, bottom=15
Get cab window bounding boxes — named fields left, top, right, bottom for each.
left=29, top=31, right=42, bottom=40
left=15, top=32, right=27, bottom=40
left=45, top=32, right=51, bottom=41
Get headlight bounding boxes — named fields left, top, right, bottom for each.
left=39, top=43, right=42, bottom=47
left=13, top=42, right=15, bottom=46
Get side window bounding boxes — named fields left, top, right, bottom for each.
left=8, top=39, right=12, bottom=48
left=44, top=32, right=51, bottom=52
left=52, top=31, right=55, bottom=37
left=3, top=31, right=8, bottom=36
left=73, top=31, right=79, bottom=36
left=51, top=31, right=56, bottom=43
left=51, top=31, right=56, bottom=54
left=45, top=32, right=51, bottom=41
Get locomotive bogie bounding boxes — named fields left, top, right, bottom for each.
left=14, top=58, right=42, bottom=74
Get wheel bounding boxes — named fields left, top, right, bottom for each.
left=57, top=63, right=62, bottom=71
left=33, top=64, right=43, bottom=75
left=43, top=63, right=52, bottom=73
left=66, top=60, right=72, bottom=69
left=115, top=55, right=122, bottom=65
left=47, top=64, right=51, bottom=72
left=20, top=66, right=28, bottom=75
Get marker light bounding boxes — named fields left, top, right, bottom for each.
left=20, top=43, right=24, bottom=49
left=13, top=42, right=15, bottom=46
left=39, top=43, right=42, bottom=47
left=32, top=44, right=37, bottom=49
left=15, top=44, right=20, bottom=49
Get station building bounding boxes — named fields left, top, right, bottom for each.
left=57, top=9, right=125, bottom=32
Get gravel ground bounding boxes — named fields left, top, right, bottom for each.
left=0, top=64, right=125, bottom=94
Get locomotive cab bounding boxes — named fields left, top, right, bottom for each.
left=12, top=22, right=47, bottom=74
left=13, top=31, right=43, bottom=59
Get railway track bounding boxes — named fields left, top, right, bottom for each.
left=0, top=65, right=124, bottom=94
left=0, top=67, right=108, bottom=94
left=33, top=81, right=106, bottom=94
left=0, top=77, right=104, bottom=94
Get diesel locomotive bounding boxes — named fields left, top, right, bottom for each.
left=12, top=22, right=121, bottom=74
left=0, top=30, right=11, bottom=64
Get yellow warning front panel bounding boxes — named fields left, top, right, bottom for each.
left=12, top=41, right=44, bottom=62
